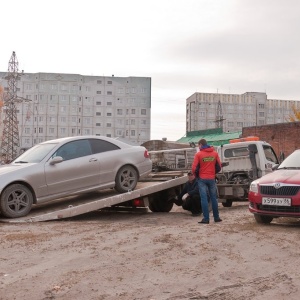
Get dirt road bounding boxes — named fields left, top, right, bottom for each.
left=1, top=203, right=300, bottom=300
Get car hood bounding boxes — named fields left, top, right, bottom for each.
left=0, top=163, right=37, bottom=175
left=258, top=169, right=300, bottom=185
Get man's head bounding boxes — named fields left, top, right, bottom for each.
left=187, top=171, right=195, bottom=181
left=198, top=138, right=207, bottom=147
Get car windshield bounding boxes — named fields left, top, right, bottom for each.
left=13, top=143, right=58, bottom=163
left=278, top=150, right=300, bottom=169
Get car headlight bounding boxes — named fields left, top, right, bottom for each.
left=249, top=181, right=258, bottom=193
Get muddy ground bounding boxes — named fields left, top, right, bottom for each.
left=1, top=202, right=300, bottom=300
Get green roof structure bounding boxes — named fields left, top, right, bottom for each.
left=176, top=128, right=242, bottom=146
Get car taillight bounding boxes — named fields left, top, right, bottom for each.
left=144, top=150, right=150, bottom=158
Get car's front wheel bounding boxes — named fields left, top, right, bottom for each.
left=115, top=165, right=138, bottom=193
left=0, top=184, right=33, bottom=218
left=254, top=214, right=273, bottom=224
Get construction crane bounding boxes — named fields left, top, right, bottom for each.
left=0, top=51, right=22, bottom=163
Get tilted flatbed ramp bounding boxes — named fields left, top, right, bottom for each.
left=0, top=172, right=187, bottom=223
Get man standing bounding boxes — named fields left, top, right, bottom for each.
left=177, top=171, right=202, bottom=216
left=192, top=139, right=222, bottom=224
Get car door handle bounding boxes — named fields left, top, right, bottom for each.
left=89, top=158, right=98, bottom=162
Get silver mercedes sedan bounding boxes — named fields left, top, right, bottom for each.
left=0, top=136, right=152, bottom=218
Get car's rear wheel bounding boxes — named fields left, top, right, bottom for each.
left=222, top=199, right=233, bottom=207
left=254, top=214, right=273, bottom=224
left=0, top=184, right=33, bottom=218
left=148, top=191, right=174, bottom=212
left=115, top=165, right=138, bottom=193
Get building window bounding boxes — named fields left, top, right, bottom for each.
left=131, top=109, right=136, bottom=114
left=131, top=130, right=135, bottom=136
left=107, top=113, right=112, bottom=116
left=117, top=109, right=122, bottom=115
left=49, top=128, right=55, bottom=134
left=61, top=84, right=67, bottom=91
left=97, top=91, right=101, bottom=94
left=107, top=102, right=112, bottom=105
left=60, top=128, right=66, bottom=134
left=141, top=109, right=146, bottom=115
left=258, top=104, right=265, bottom=108
left=259, top=112, right=264, bottom=117
left=106, top=123, right=111, bottom=127
left=228, top=122, right=234, bottom=127
left=107, top=91, right=112, bottom=95
left=107, top=81, right=112, bottom=84
left=96, top=112, right=101, bottom=116
left=84, top=107, right=92, bottom=114
left=96, top=123, right=101, bottom=126
left=39, top=127, right=43, bottom=133
left=97, top=80, right=102, bottom=84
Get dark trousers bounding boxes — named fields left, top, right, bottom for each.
left=182, top=194, right=202, bottom=214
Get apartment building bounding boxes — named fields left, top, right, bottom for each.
left=186, top=91, right=300, bottom=133
left=0, top=72, right=151, bottom=149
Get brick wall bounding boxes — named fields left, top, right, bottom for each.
left=242, top=122, right=300, bottom=159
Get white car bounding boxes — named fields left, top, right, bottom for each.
left=0, top=136, right=152, bottom=218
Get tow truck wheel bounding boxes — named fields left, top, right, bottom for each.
left=221, top=200, right=233, bottom=207
left=0, top=184, right=33, bottom=218
left=254, top=214, right=273, bottom=224
left=115, top=165, right=138, bottom=193
left=148, top=191, right=174, bottom=212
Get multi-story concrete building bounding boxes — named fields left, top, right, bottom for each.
left=0, top=72, right=151, bottom=149
left=186, top=91, right=300, bottom=133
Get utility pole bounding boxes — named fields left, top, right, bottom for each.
left=0, top=51, right=22, bottom=162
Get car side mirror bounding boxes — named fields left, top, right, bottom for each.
left=221, top=162, right=229, bottom=167
left=50, top=156, right=63, bottom=165
left=272, top=164, right=279, bottom=171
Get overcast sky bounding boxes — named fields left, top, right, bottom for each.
left=1, top=0, right=299, bottom=141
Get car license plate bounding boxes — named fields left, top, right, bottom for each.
left=262, top=197, right=291, bottom=206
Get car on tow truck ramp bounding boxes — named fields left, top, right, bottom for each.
left=248, top=149, right=300, bottom=224
left=0, top=136, right=152, bottom=218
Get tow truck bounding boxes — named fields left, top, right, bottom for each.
left=0, top=137, right=278, bottom=223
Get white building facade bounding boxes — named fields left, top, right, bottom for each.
left=186, top=91, right=300, bottom=133
left=0, top=72, right=151, bottom=148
